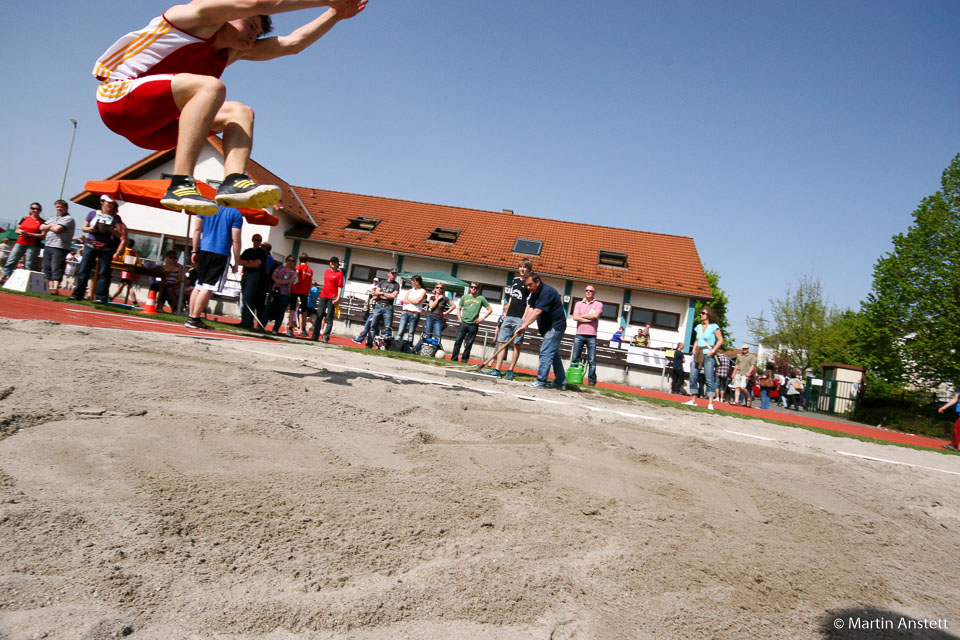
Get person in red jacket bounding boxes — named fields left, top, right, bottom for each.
left=1, top=203, right=45, bottom=281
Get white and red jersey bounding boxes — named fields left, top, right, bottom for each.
left=93, top=14, right=228, bottom=103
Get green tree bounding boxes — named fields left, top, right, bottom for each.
left=859, top=154, right=960, bottom=388
left=695, top=269, right=734, bottom=344
left=746, top=274, right=857, bottom=375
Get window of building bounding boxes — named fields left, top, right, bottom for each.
left=476, top=283, right=503, bottom=302
left=349, top=264, right=392, bottom=283
left=629, top=306, right=680, bottom=330
left=124, top=231, right=188, bottom=263
left=512, top=238, right=543, bottom=256
left=598, top=250, right=628, bottom=268
left=569, top=297, right=619, bottom=322
left=428, top=227, right=461, bottom=243
left=345, top=216, right=381, bottom=232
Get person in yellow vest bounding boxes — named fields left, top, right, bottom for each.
left=111, top=238, right=139, bottom=305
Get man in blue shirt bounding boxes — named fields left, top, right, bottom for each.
left=185, top=205, right=245, bottom=330
left=516, top=273, right=567, bottom=390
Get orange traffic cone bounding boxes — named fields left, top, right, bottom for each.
left=142, top=288, right=158, bottom=315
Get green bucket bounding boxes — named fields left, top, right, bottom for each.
left=567, top=363, right=585, bottom=385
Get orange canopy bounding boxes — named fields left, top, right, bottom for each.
left=83, top=179, right=279, bottom=226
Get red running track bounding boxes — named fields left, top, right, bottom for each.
left=0, top=292, right=951, bottom=451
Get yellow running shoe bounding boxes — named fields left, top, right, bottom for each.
left=161, top=178, right=219, bottom=216
left=215, top=173, right=282, bottom=209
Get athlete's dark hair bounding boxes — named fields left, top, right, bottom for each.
left=259, top=15, right=274, bottom=36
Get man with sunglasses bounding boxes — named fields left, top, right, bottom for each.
left=93, top=0, right=367, bottom=216
left=1, top=203, right=45, bottom=282
left=450, top=282, right=491, bottom=363
left=570, top=284, right=603, bottom=386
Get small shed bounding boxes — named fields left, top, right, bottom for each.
left=807, top=363, right=866, bottom=417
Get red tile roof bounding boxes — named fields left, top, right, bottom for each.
left=291, top=187, right=712, bottom=299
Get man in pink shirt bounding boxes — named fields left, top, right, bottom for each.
left=571, top=284, right=604, bottom=386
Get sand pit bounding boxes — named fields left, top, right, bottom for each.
left=0, top=318, right=958, bottom=639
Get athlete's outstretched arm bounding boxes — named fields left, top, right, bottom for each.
left=166, top=0, right=360, bottom=36
left=235, top=0, right=366, bottom=62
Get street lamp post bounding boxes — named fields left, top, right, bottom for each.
left=58, top=119, right=78, bottom=200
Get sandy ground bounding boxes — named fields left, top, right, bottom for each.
left=0, top=318, right=958, bottom=640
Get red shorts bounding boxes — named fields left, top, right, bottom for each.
left=97, top=75, right=182, bottom=150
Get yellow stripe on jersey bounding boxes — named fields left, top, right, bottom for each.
left=95, top=19, right=173, bottom=79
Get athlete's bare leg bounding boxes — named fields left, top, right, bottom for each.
left=212, top=101, right=255, bottom=177
left=170, top=74, right=226, bottom=177
left=165, top=73, right=278, bottom=212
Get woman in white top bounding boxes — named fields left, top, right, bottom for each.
left=397, top=275, right=427, bottom=343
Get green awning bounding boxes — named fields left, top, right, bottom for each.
left=1, top=229, right=17, bottom=242
left=397, top=271, right=470, bottom=295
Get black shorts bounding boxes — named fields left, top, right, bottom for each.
left=195, top=250, right=229, bottom=290
left=290, top=292, right=309, bottom=310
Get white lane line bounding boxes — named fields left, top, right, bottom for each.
left=581, top=405, right=664, bottom=421
left=836, top=451, right=960, bottom=476
left=69, top=308, right=170, bottom=324
left=514, top=394, right=567, bottom=405
left=724, top=430, right=776, bottom=441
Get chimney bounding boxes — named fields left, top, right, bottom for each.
left=502, top=209, right=514, bottom=215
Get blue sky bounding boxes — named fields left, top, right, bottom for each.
left=2, top=1, right=958, bottom=341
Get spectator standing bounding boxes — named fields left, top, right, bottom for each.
left=731, top=344, right=758, bottom=407
left=397, top=275, right=427, bottom=344
left=365, top=269, right=400, bottom=348
left=39, top=199, right=76, bottom=295
left=2, top=202, right=45, bottom=281
left=238, top=234, right=266, bottom=329
left=715, top=351, right=731, bottom=403
left=185, top=205, right=244, bottom=330
left=352, top=277, right=380, bottom=344
left=516, top=273, right=567, bottom=389
left=450, top=282, right=491, bottom=363
left=670, top=342, right=686, bottom=394
left=416, top=283, right=452, bottom=352
left=938, top=389, right=960, bottom=452
left=256, top=241, right=275, bottom=323
left=311, top=256, right=344, bottom=343
left=487, top=259, right=533, bottom=380
left=304, top=280, right=320, bottom=337
left=570, top=284, right=603, bottom=386
left=69, top=196, right=127, bottom=303
left=758, top=361, right=776, bottom=410
left=785, top=371, right=804, bottom=411
left=289, top=254, right=313, bottom=336
left=155, top=250, right=184, bottom=312
left=682, top=306, right=723, bottom=410
left=110, top=238, right=140, bottom=305
left=268, top=256, right=297, bottom=335
left=685, top=344, right=703, bottom=402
